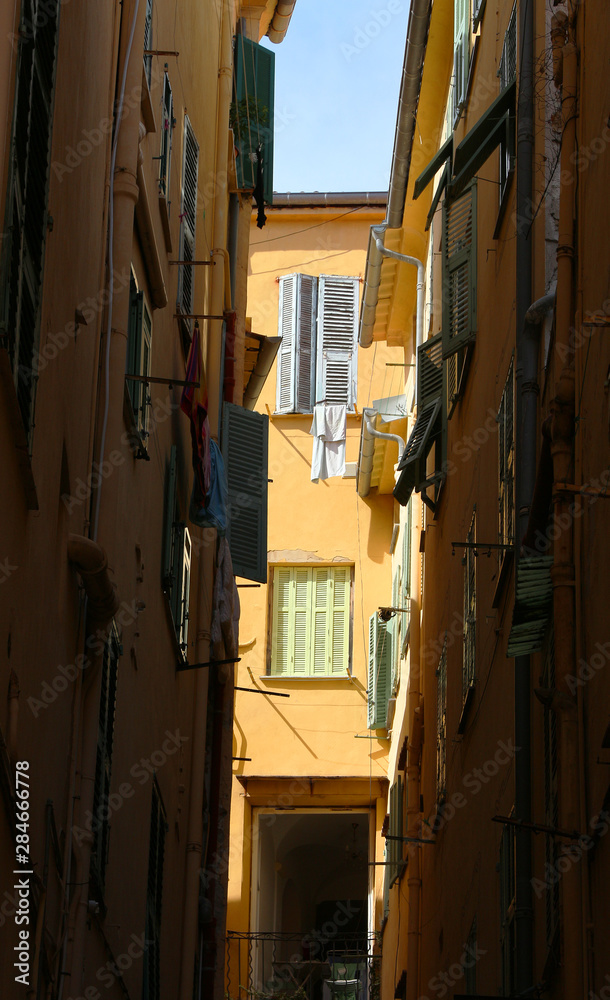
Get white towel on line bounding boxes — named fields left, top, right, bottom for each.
left=309, top=404, right=347, bottom=482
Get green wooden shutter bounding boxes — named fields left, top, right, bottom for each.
left=330, top=566, right=350, bottom=674
left=312, top=567, right=329, bottom=674
left=394, top=335, right=443, bottom=505
left=293, top=567, right=311, bottom=674
left=442, top=184, right=477, bottom=359
left=162, top=445, right=177, bottom=594
left=368, top=614, right=392, bottom=729
left=271, top=567, right=292, bottom=675
left=233, top=35, right=275, bottom=204
left=143, top=0, right=153, bottom=86
left=402, top=501, right=412, bottom=647
left=222, top=402, right=269, bottom=583
left=179, top=116, right=199, bottom=319
left=390, top=569, right=400, bottom=693
left=296, top=274, right=317, bottom=412
left=0, top=2, right=60, bottom=438
left=315, top=275, right=359, bottom=410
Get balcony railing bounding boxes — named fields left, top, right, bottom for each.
left=225, top=931, right=380, bottom=1000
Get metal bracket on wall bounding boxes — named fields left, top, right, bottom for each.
left=452, top=541, right=514, bottom=557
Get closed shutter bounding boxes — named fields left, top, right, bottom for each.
left=436, top=640, right=447, bottom=801
left=368, top=614, right=392, bottom=729
left=296, top=274, right=317, bottom=411
left=463, top=511, right=476, bottom=696
left=0, top=2, right=60, bottom=438
left=271, top=567, right=349, bottom=676
left=442, top=184, right=477, bottom=358
left=498, top=358, right=514, bottom=545
left=178, top=116, right=199, bottom=320
left=126, top=278, right=144, bottom=422
left=389, top=776, right=404, bottom=885
left=233, top=35, right=275, bottom=204
left=162, top=446, right=178, bottom=595
left=222, top=402, right=269, bottom=583
left=316, top=275, right=358, bottom=410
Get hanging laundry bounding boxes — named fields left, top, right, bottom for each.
left=180, top=322, right=211, bottom=498
left=310, top=403, right=347, bottom=482
left=211, top=536, right=240, bottom=661
left=189, top=440, right=228, bottom=534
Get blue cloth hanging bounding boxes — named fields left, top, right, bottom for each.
left=189, top=439, right=227, bottom=535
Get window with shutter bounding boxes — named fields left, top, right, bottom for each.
left=221, top=402, right=269, bottom=583
left=0, top=0, right=60, bottom=440
left=178, top=116, right=199, bottom=334
left=143, top=0, right=153, bottom=87
left=270, top=565, right=351, bottom=676
left=276, top=274, right=317, bottom=413
left=90, top=628, right=120, bottom=899
left=125, top=272, right=153, bottom=442
left=499, top=7, right=517, bottom=201
left=233, top=35, right=275, bottom=205
left=161, top=446, right=190, bottom=655
left=462, top=510, right=476, bottom=709
left=159, top=73, right=173, bottom=198
left=316, top=275, right=359, bottom=410
left=390, top=568, right=400, bottom=694
left=143, top=781, right=166, bottom=1000
left=368, top=614, right=392, bottom=729
left=472, top=0, right=486, bottom=30
left=393, top=334, right=444, bottom=506
left=452, top=0, right=469, bottom=124
left=498, top=358, right=514, bottom=548
left=401, top=502, right=412, bottom=653
left=442, top=184, right=477, bottom=360
left=436, top=638, right=447, bottom=803
left=387, top=777, right=404, bottom=886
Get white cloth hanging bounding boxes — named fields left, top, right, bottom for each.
left=310, top=404, right=347, bottom=482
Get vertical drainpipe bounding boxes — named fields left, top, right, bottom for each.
left=406, top=506, right=423, bottom=1000
left=514, top=0, right=535, bottom=988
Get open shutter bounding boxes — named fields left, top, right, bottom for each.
left=394, top=334, right=443, bottom=506
left=442, top=184, right=477, bottom=358
left=178, top=116, right=199, bottom=320
left=276, top=274, right=297, bottom=412
left=173, top=524, right=191, bottom=653
left=222, top=402, right=269, bottom=583
left=390, top=569, right=400, bottom=693
left=162, top=446, right=178, bottom=594
left=233, top=35, right=275, bottom=204
left=453, top=0, right=469, bottom=122
left=126, top=281, right=144, bottom=420
left=159, top=73, right=173, bottom=196
left=402, top=501, right=412, bottom=647
left=367, top=614, right=392, bottom=729
left=296, top=274, right=317, bottom=412
left=316, top=275, right=358, bottom=410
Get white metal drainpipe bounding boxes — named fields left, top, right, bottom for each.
left=373, top=237, right=425, bottom=401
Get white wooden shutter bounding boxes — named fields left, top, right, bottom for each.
left=178, top=116, right=199, bottom=318
left=221, top=403, right=269, bottom=583
left=315, top=275, right=358, bottom=410
left=276, top=274, right=297, bottom=412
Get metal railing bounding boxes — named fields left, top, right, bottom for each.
left=225, top=931, right=380, bottom=1000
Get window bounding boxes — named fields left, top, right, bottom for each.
left=401, top=501, right=413, bottom=654
left=233, top=34, right=275, bottom=205
left=452, top=0, right=469, bottom=124
left=499, top=822, right=516, bottom=996
left=472, top=0, right=486, bottom=30
left=461, top=510, right=476, bottom=718
left=498, top=357, right=514, bottom=548
left=178, top=116, right=199, bottom=339
left=90, top=628, right=120, bottom=899
left=143, top=781, right=166, bottom=1000
left=126, top=272, right=152, bottom=444
left=143, top=0, right=153, bottom=88
left=159, top=73, right=173, bottom=199
left=368, top=613, right=392, bottom=728
left=394, top=333, right=445, bottom=507
left=0, top=1, right=60, bottom=439
left=442, top=184, right=477, bottom=360
left=276, top=274, right=359, bottom=414
left=499, top=6, right=517, bottom=201
left=270, top=565, right=351, bottom=676
left=436, top=638, right=447, bottom=803
left=221, top=402, right=269, bottom=583
left=390, top=566, right=400, bottom=694
left=385, top=777, right=404, bottom=900
left=162, top=446, right=191, bottom=656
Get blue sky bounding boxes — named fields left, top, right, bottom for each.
left=261, top=0, right=409, bottom=194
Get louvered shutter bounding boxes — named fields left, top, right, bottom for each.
left=159, top=73, right=173, bottom=197
left=143, top=0, right=153, bottom=86
left=162, top=446, right=178, bottom=594
left=330, top=566, right=350, bottom=674
left=91, top=633, right=119, bottom=892
left=173, top=523, right=191, bottom=652
left=293, top=567, right=311, bottom=674
left=178, top=116, right=199, bottom=319
left=126, top=282, right=144, bottom=420
left=276, top=274, right=297, bottom=412
left=296, top=274, right=317, bottom=411
left=271, top=567, right=292, bottom=675
left=390, top=569, right=400, bottom=693
left=316, top=275, right=358, bottom=410
left=0, top=2, right=60, bottom=438
left=222, top=403, right=269, bottom=583
left=453, top=0, right=469, bottom=121
left=233, top=36, right=275, bottom=204
left=442, top=184, right=477, bottom=358
left=394, top=334, right=443, bottom=505
left=402, top=502, right=412, bottom=647
left=312, top=568, right=329, bottom=674
left=368, top=614, right=392, bottom=729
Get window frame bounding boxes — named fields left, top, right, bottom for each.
left=177, top=114, right=199, bottom=348
left=159, top=72, right=174, bottom=201
left=143, top=0, right=153, bottom=87
left=125, top=269, right=153, bottom=447
left=268, top=564, right=353, bottom=678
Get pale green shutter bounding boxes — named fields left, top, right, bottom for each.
left=330, top=567, right=350, bottom=674
left=442, top=184, right=477, bottom=358
left=221, top=402, right=269, bottom=583
left=293, top=567, right=311, bottom=674
left=315, top=275, right=358, bottom=410
left=271, top=567, right=292, bottom=675
left=402, top=501, right=412, bottom=646
left=179, top=116, right=199, bottom=320
left=390, top=569, right=400, bottom=693
left=276, top=274, right=297, bottom=412
left=312, top=568, right=329, bottom=674
left=368, top=614, right=391, bottom=729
